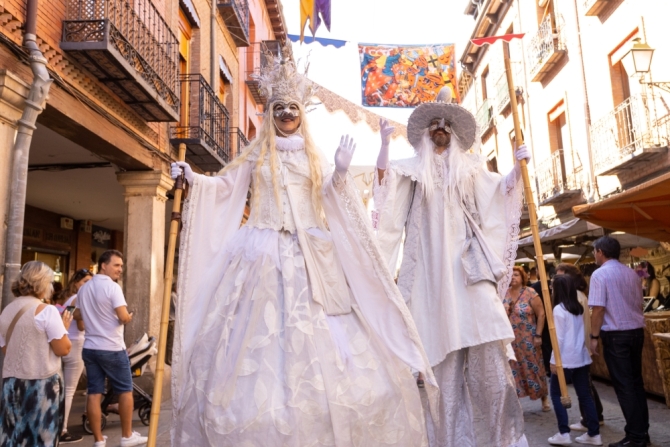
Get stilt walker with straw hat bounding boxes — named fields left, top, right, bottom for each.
left=373, top=88, right=531, bottom=446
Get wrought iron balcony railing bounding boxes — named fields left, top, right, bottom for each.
left=170, top=75, right=230, bottom=172
left=218, top=0, right=250, bottom=47
left=527, top=13, right=567, bottom=83
left=245, top=41, right=282, bottom=106
left=590, top=93, right=669, bottom=176
left=536, top=150, right=583, bottom=205
left=62, top=0, right=179, bottom=122
left=475, top=98, right=494, bottom=136
left=230, top=128, right=250, bottom=157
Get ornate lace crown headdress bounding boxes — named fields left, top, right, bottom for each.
left=254, top=42, right=318, bottom=110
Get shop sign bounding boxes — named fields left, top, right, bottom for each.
left=23, top=227, right=42, bottom=240
left=92, top=225, right=112, bottom=248
left=45, top=231, right=71, bottom=245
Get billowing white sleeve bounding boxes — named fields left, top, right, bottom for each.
left=372, top=168, right=414, bottom=276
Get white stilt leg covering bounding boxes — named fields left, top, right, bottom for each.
left=423, top=340, right=526, bottom=447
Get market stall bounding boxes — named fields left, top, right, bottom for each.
left=573, top=172, right=670, bottom=406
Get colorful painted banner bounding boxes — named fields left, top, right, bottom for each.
left=300, top=0, right=331, bottom=41
left=359, top=43, right=459, bottom=108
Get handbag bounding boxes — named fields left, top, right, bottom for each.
left=460, top=202, right=507, bottom=286
left=281, top=164, right=351, bottom=316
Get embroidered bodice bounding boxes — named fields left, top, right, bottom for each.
left=246, top=135, right=324, bottom=232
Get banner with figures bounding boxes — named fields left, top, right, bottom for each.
left=359, top=43, right=459, bottom=108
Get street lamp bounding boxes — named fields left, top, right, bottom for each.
left=621, top=38, right=654, bottom=76
left=620, top=38, right=670, bottom=93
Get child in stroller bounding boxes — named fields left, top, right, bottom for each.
left=82, top=334, right=158, bottom=434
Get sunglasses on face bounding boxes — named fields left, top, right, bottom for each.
left=428, top=119, right=452, bottom=133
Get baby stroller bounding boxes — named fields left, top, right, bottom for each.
left=82, top=333, right=158, bottom=433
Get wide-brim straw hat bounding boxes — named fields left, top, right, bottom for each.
left=407, top=101, right=477, bottom=149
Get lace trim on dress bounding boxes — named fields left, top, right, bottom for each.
left=332, top=172, right=440, bottom=423
left=497, top=173, right=524, bottom=301
left=172, top=173, right=201, bottom=423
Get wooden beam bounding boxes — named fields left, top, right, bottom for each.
left=632, top=204, right=654, bottom=220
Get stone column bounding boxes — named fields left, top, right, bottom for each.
left=0, top=70, right=30, bottom=308
left=116, top=171, right=173, bottom=345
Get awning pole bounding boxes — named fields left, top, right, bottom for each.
left=503, top=41, right=571, bottom=408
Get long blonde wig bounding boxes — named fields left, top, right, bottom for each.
left=221, top=103, right=326, bottom=222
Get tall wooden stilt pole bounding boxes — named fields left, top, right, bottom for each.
left=147, top=143, right=187, bottom=445
left=503, top=42, right=571, bottom=408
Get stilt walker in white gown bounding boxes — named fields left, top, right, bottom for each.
left=169, top=44, right=438, bottom=447
left=373, top=89, right=529, bottom=447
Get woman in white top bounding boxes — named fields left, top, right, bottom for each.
left=59, top=268, right=93, bottom=444
left=0, top=261, right=73, bottom=446
left=547, top=275, right=602, bottom=446
left=556, top=263, right=604, bottom=431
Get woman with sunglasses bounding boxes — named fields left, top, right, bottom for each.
left=59, top=268, right=93, bottom=444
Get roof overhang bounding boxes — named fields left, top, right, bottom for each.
left=264, top=0, right=287, bottom=42
left=573, top=171, right=670, bottom=242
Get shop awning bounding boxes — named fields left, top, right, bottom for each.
left=573, top=171, right=670, bottom=243
left=517, top=218, right=600, bottom=247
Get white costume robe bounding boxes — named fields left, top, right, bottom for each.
left=171, top=136, right=438, bottom=446
left=374, top=150, right=528, bottom=447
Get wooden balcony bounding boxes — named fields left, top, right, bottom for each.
left=61, top=0, right=179, bottom=122
left=170, top=75, right=230, bottom=172
left=590, top=93, right=669, bottom=176
left=537, top=150, right=583, bottom=206
left=527, top=14, right=567, bottom=83
left=217, top=0, right=250, bottom=47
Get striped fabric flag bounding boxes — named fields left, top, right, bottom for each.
left=300, top=0, right=331, bottom=41
left=470, top=33, right=525, bottom=47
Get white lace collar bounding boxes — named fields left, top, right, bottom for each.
left=276, top=134, right=305, bottom=152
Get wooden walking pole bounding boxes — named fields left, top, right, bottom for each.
left=503, top=42, right=571, bottom=408
left=147, top=143, right=187, bottom=446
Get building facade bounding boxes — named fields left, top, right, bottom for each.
left=457, top=0, right=669, bottom=255
left=0, top=0, right=287, bottom=375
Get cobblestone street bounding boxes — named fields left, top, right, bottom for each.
left=67, top=377, right=670, bottom=446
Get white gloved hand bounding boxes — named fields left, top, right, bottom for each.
left=377, top=118, right=395, bottom=169
left=334, top=135, right=356, bottom=178
left=515, top=144, right=531, bottom=163
left=171, top=161, right=194, bottom=184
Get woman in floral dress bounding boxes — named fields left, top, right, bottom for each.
left=504, top=266, right=550, bottom=411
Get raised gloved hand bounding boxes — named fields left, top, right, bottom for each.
left=515, top=144, right=531, bottom=164
left=334, top=135, right=356, bottom=178
left=377, top=118, right=395, bottom=169
left=170, top=161, right=194, bottom=184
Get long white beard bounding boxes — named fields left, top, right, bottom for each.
left=415, top=129, right=482, bottom=203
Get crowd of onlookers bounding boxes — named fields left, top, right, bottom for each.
left=0, top=235, right=662, bottom=447
left=0, top=250, right=148, bottom=446
left=506, top=236, right=653, bottom=447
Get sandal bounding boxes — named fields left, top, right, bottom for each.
left=416, top=379, right=425, bottom=389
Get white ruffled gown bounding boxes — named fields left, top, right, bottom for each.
left=171, top=135, right=432, bottom=447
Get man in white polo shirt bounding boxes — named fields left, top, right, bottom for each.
left=77, top=250, right=147, bottom=447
